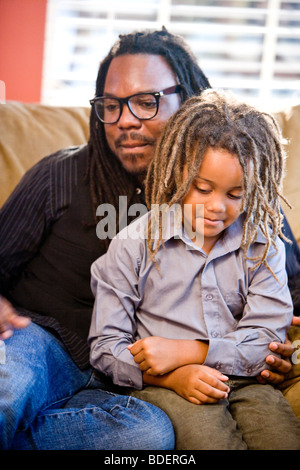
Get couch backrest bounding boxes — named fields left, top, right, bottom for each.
left=274, top=105, right=300, bottom=245
left=0, top=101, right=90, bottom=206
left=0, top=101, right=299, bottom=244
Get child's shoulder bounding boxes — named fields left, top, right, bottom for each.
left=115, top=210, right=151, bottom=242
left=246, top=224, right=286, bottom=269
left=234, top=213, right=285, bottom=251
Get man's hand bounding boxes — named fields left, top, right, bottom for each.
left=257, top=342, right=293, bottom=385
left=291, top=315, right=300, bottom=326
left=0, top=296, right=30, bottom=340
left=257, top=316, right=299, bottom=385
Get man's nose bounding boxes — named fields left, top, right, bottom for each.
left=117, top=103, right=141, bottom=128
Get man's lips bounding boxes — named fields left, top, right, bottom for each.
left=115, top=133, right=155, bottom=149
left=118, top=142, right=149, bottom=149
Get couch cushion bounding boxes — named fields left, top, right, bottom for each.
left=274, top=105, right=300, bottom=245
left=279, top=325, right=300, bottom=419
left=0, top=102, right=90, bottom=206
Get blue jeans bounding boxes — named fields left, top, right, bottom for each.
left=0, top=323, right=174, bottom=450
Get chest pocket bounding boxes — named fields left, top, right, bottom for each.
left=225, top=292, right=246, bottom=318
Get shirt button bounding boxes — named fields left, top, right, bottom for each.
left=128, top=378, right=134, bottom=386
left=247, top=367, right=253, bottom=374
left=206, top=294, right=213, bottom=300
left=211, top=331, right=219, bottom=338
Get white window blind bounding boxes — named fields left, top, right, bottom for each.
left=42, top=0, right=300, bottom=111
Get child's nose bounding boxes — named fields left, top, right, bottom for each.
left=207, top=194, right=226, bottom=212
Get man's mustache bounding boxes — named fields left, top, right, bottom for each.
left=115, top=132, right=156, bottom=147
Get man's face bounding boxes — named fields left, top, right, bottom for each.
left=103, top=54, right=182, bottom=176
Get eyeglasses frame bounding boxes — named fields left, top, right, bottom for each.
left=90, top=84, right=181, bottom=124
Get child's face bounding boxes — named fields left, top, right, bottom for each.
left=182, top=146, right=244, bottom=253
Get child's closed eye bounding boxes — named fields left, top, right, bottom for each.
left=228, top=193, right=243, bottom=200
left=193, top=184, right=211, bottom=194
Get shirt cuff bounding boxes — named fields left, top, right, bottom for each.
left=204, top=336, right=268, bottom=376
left=99, top=352, right=144, bottom=390
left=116, top=359, right=144, bottom=389
left=204, top=338, right=236, bottom=375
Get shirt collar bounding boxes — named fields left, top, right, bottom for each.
left=153, top=207, right=267, bottom=256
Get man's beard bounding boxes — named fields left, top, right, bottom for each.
left=114, top=131, right=156, bottom=179
left=122, top=153, right=148, bottom=178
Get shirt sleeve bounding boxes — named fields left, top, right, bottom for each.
left=89, top=236, right=144, bottom=389
left=204, top=238, right=293, bottom=376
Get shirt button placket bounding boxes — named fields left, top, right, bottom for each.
left=204, top=292, right=222, bottom=340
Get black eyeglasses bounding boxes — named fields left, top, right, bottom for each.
left=90, top=85, right=181, bottom=124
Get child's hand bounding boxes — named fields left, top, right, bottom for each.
left=167, top=364, right=230, bottom=405
left=128, top=336, right=182, bottom=375
left=128, top=336, right=209, bottom=375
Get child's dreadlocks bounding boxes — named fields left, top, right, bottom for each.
left=145, top=89, right=291, bottom=277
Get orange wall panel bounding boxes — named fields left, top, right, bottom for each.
left=0, top=0, right=47, bottom=102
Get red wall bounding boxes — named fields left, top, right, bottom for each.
left=0, top=0, right=47, bottom=102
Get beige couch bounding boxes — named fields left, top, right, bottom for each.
left=0, top=101, right=299, bottom=418
left=0, top=102, right=90, bottom=206
left=1, top=101, right=300, bottom=244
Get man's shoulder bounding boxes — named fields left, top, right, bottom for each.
left=23, top=144, right=86, bottom=176
left=24, top=145, right=88, bottom=186
left=46, top=144, right=88, bottom=168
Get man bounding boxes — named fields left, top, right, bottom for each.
left=0, top=28, right=299, bottom=450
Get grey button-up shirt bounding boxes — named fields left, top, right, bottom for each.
left=89, top=210, right=292, bottom=390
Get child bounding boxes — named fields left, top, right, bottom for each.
left=89, top=90, right=300, bottom=450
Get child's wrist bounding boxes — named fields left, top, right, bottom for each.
left=177, top=339, right=208, bottom=366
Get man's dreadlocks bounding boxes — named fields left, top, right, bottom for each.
left=86, top=28, right=210, bottom=244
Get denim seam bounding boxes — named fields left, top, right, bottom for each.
left=34, top=404, right=129, bottom=419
